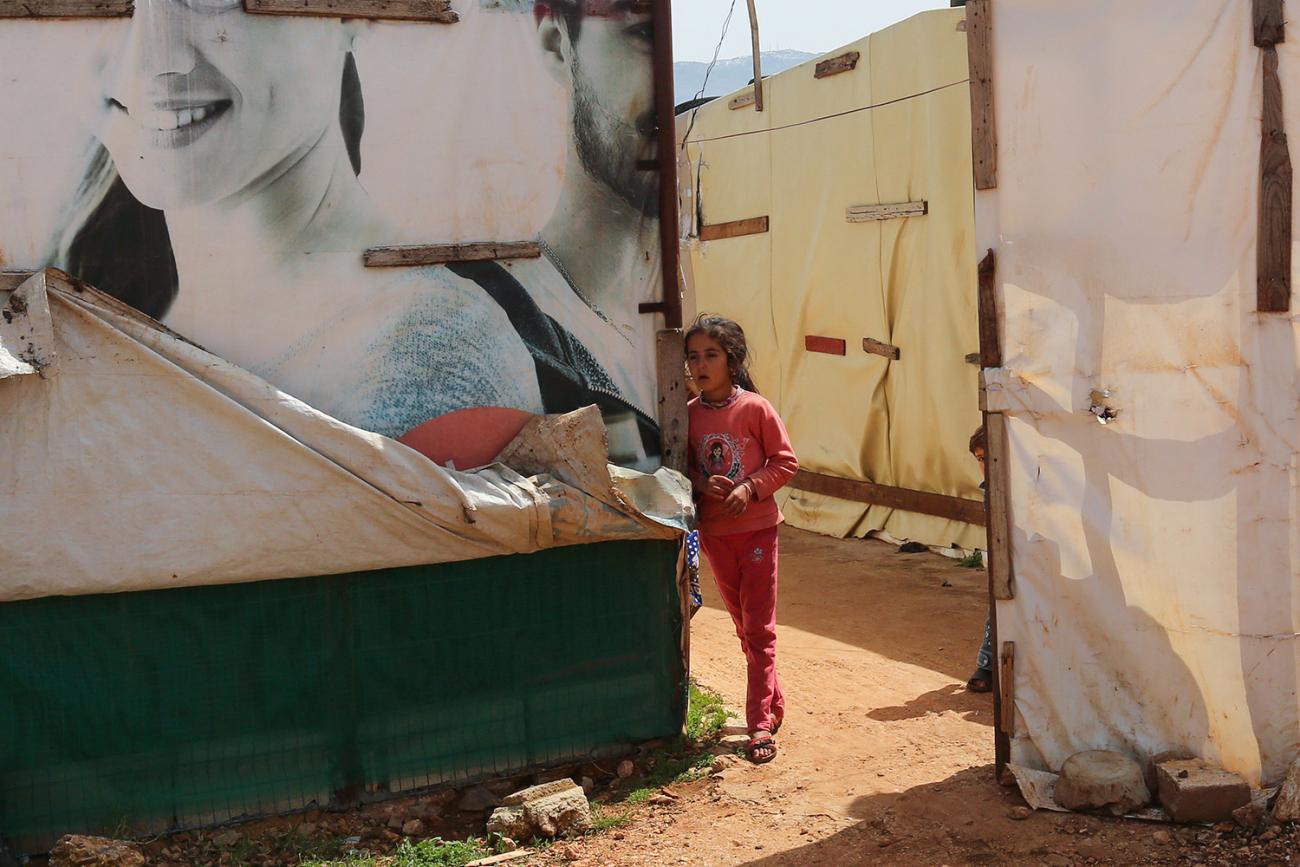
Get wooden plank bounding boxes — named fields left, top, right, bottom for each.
left=728, top=91, right=757, bottom=111
left=650, top=0, right=682, bottom=329
left=1254, top=0, right=1285, bottom=47
left=846, top=201, right=927, bottom=222
left=804, top=335, right=846, bottom=356
left=1259, top=44, right=1292, bottom=312
left=977, top=249, right=1002, bottom=367
left=656, top=329, right=689, bottom=474
left=244, top=0, right=458, bottom=22
left=984, top=412, right=1013, bottom=599
left=0, top=272, right=34, bottom=292
left=363, top=241, right=538, bottom=268
left=862, top=337, right=900, bottom=360
left=0, top=0, right=130, bottom=16
left=788, top=470, right=986, bottom=526
left=965, top=352, right=981, bottom=365
left=466, top=849, right=535, bottom=867
left=814, top=50, right=860, bottom=79
left=966, top=0, right=997, bottom=189
left=698, top=216, right=768, bottom=242
left=989, top=604, right=1011, bottom=784
left=745, top=0, right=764, bottom=111
left=998, top=641, right=1015, bottom=736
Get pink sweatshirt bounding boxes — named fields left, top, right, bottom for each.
left=688, top=388, right=799, bottom=536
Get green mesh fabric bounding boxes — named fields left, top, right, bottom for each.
left=0, top=540, right=684, bottom=852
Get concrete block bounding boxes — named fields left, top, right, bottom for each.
left=1156, top=759, right=1250, bottom=823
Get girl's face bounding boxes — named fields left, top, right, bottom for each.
left=97, top=0, right=353, bottom=210
left=686, top=332, right=732, bottom=396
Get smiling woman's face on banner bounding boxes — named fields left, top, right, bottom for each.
left=96, top=0, right=354, bottom=209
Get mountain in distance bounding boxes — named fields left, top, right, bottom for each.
left=674, top=49, right=819, bottom=105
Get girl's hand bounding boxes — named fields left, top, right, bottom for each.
left=705, top=475, right=736, bottom=500
left=721, top=481, right=753, bottom=516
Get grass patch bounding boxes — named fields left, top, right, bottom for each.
left=590, top=807, right=632, bottom=833
left=607, top=680, right=732, bottom=808
left=301, top=835, right=501, bottom=867
left=958, top=550, right=984, bottom=569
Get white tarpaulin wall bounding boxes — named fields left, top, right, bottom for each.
left=0, top=271, right=687, bottom=602
left=982, top=0, right=1300, bottom=785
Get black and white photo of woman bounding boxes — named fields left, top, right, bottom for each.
left=47, top=0, right=543, bottom=444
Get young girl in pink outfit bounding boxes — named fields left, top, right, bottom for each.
left=685, top=315, right=798, bottom=764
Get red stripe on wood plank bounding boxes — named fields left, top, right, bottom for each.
left=804, top=336, right=846, bottom=355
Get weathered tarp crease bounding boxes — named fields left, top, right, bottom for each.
left=0, top=271, right=688, bottom=602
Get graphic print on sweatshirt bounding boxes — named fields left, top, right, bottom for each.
left=699, top=432, right=746, bottom=480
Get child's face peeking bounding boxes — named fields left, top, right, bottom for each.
left=686, top=332, right=732, bottom=400
left=973, top=446, right=986, bottom=476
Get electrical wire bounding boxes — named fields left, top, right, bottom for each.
left=679, top=0, right=740, bottom=149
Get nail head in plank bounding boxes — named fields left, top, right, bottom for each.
left=788, top=470, right=986, bottom=526
left=984, top=411, right=1014, bottom=600
left=698, top=216, right=769, bottom=242
left=1259, top=45, right=1292, bottom=312
left=862, top=337, right=900, bottom=360
left=999, top=641, right=1015, bottom=735
left=728, top=91, right=757, bottom=111
left=0, top=0, right=130, bottom=16
left=966, top=0, right=997, bottom=189
left=814, top=50, right=860, bottom=79
left=656, top=329, right=689, bottom=474
left=244, top=0, right=458, bottom=22
left=1254, top=0, right=1285, bottom=47
left=364, top=241, right=539, bottom=267
left=805, top=335, right=846, bottom=356
left=846, top=201, right=928, bottom=222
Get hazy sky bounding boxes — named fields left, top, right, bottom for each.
left=672, top=0, right=949, bottom=63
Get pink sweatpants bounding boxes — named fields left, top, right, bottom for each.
left=700, top=525, right=785, bottom=734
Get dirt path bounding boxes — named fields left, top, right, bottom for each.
left=537, top=527, right=1260, bottom=866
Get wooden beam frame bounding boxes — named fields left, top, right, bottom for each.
left=655, top=329, right=689, bottom=474
left=846, top=201, right=928, bottom=223
left=1255, top=0, right=1291, bottom=312
left=243, top=0, right=458, bottom=22
left=698, top=216, right=769, bottom=242
left=814, top=50, right=860, bottom=79
left=0, top=272, right=35, bottom=292
left=363, top=241, right=539, bottom=268
left=788, top=470, right=986, bottom=526
left=0, top=0, right=129, bottom=16
left=977, top=249, right=1001, bottom=368
left=966, top=0, right=997, bottom=190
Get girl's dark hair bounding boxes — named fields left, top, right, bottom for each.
left=969, top=424, right=987, bottom=455
left=686, top=314, right=757, bottom=393
left=54, top=52, right=366, bottom=320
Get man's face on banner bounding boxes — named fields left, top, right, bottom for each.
left=560, top=1, right=658, bottom=217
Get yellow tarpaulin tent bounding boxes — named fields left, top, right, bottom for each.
left=680, top=8, right=984, bottom=551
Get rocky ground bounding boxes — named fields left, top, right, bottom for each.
left=33, top=528, right=1300, bottom=866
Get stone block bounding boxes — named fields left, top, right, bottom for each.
left=1156, top=759, right=1250, bottom=823
left=1272, top=754, right=1300, bottom=821
left=48, top=836, right=145, bottom=867
left=486, top=805, right=531, bottom=840
left=522, top=787, right=593, bottom=837
left=1054, top=750, right=1150, bottom=815
left=502, top=778, right=580, bottom=807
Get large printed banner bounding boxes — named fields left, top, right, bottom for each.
left=0, top=0, right=663, bottom=470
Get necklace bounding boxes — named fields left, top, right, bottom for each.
left=538, top=237, right=629, bottom=341
left=701, top=385, right=740, bottom=409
